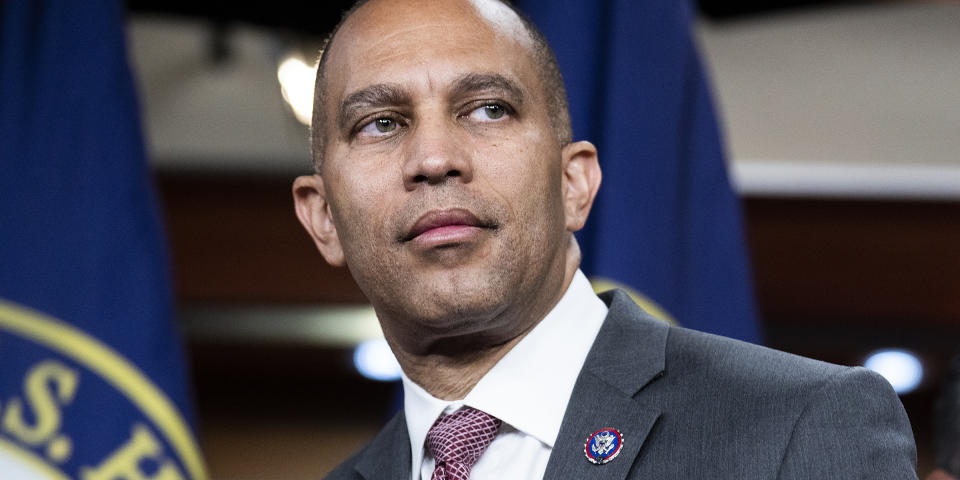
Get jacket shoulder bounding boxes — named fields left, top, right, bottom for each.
left=595, top=289, right=917, bottom=478
left=598, top=288, right=846, bottom=391
left=321, top=411, right=410, bottom=480
left=666, top=322, right=846, bottom=386
left=322, top=447, right=366, bottom=480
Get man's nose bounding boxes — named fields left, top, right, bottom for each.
left=402, top=117, right=474, bottom=190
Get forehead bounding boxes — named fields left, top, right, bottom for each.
left=325, top=0, right=539, bottom=102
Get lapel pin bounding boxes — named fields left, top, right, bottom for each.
left=584, top=428, right=623, bottom=465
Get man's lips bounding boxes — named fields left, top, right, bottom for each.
left=403, top=208, right=493, bottom=243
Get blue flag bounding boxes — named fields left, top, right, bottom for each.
left=0, top=1, right=206, bottom=478
left=520, top=0, right=762, bottom=343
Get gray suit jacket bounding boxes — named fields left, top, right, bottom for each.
left=325, top=290, right=918, bottom=479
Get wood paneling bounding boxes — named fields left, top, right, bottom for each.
left=745, top=198, right=960, bottom=327
left=159, top=174, right=366, bottom=304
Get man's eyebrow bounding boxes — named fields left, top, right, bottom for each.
left=337, top=83, right=411, bottom=131
left=449, top=73, right=525, bottom=105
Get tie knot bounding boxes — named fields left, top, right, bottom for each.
left=426, top=407, right=501, bottom=478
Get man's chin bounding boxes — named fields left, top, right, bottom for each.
left=393, top=300, right=517, bottom=356
left=404, top=287, right=509, bottom=326
left=388, top=274, right=514, bottom=329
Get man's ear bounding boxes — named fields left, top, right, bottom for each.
left=293, top=175, right=346, bottom=266
left=560, top=140, right=602, bottom=232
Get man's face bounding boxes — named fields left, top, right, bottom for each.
left=299, top=0, right=580, bottom=351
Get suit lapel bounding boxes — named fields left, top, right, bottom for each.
left=355, top=411, right=412, bottom=480
left=543, top=290, right=669, bottom=479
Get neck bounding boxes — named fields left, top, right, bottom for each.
left=397, top=333, right=528, bottom=400
left=393, top=237, right=582, bottom=400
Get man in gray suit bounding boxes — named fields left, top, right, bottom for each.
left=293, top=0, right=918, bottom=478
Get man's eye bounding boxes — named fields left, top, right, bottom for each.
left=467, top=104, right=508, bottom=122
left=358, top=117, right=398, bottom=137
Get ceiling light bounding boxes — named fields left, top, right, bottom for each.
left=277, top=54, right=317, bottom=126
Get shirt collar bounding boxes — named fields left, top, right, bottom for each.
left=401, top=269, right=608, bottom=477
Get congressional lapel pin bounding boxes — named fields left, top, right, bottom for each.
left=584, top=428, right=624, bottom=465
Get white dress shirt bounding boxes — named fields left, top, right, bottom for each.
left=400, top=269, right=609, bottom=480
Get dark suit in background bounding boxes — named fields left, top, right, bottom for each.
left=934, top=355, right=960, bottom=477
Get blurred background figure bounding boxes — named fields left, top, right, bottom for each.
left=929, top=355, right=960, bottom=480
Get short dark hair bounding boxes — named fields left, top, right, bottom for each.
left=310, top=0, right=572, bottom=173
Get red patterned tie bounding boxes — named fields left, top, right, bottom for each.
left=426, top=407, right=501, bottom=480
